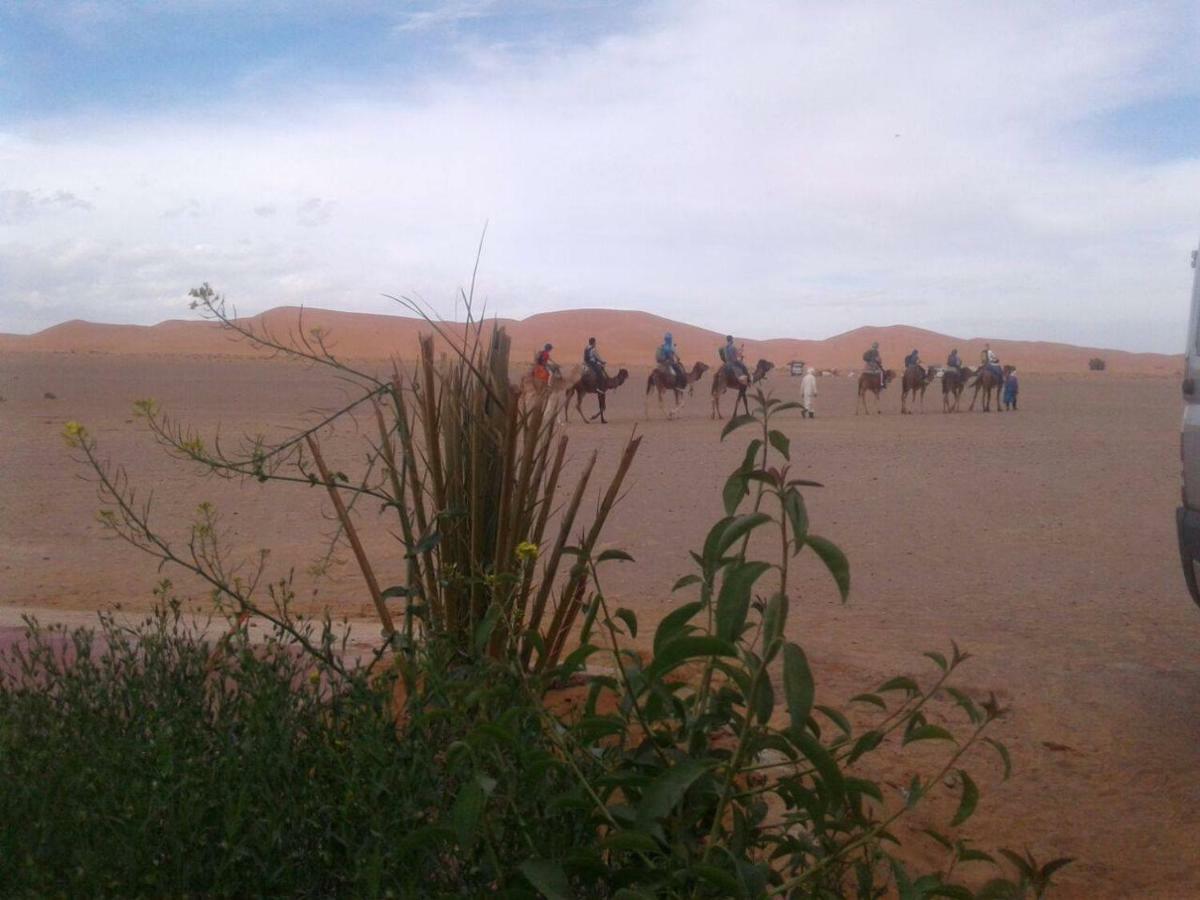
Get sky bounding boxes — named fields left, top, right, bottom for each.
left=2, top=0, right=1199, bottom=352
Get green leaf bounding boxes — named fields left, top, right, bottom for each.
left=805, top=535, right=850, bottom=601
left=741, top=438, right=763, bottom=471
left=716, top=561, right=772, bottom=641
left=613, top=607, right=638, bottom=639
left=949, top=770, right=978, bottom=826
left=646, top=637, right=737, bottom=680
left=597, top=548, right=635, bottom=564
left=923, top=650, right=948, bottom=671
left=752, top=671, right=775, bottom=723
left=720, top=413, right=758, bottom=440
left=815, top=704, right=851, bottom=735
left=723, top=471, right=749, bottom=516
left=782, top=642, right=814, bottom=734
left=761, top=593, right=787, bottom=659
left=637, top=758, right=714, bottom=824
left=452, top=778, right=485, bottom=847
left=959, top=848, right=996, bottom=864
left=413, top=529, right=441, bottom=555
left=902, top=724, right=955, bottom=745
left=877, top=675, right=920, bottom=694
left=717, top=512, right=773, bottom=558
left=849, top=693, right=887, bottom=709
left=702, top=516, right=736, bottom=568
left=847, top=730, right=883, bottom=763
left=380, top=584, right=413, bottom=599
left=653, top=601, right=703, bottom=655
left=921, top=827, right=953, bottom=849
left=985, top=737, right=1012, bottom=780
left=768, top=428, right=790, bottom=460
left=1039, top=858, right=1076, bottom=882
left=601, top=830, right=660, bottom=853
left=672, top=574, right=702, bottom=592
left=520, top=859, right=571, bottom=900
left=472, top=604, right=502, bottom=653
left=783, top=490, right=808, bottom=553
left=792, top=729, right=844, bottom=806
left=945, top=686, right=981, bottom=724
left=689, top=864, right=742, bottom=894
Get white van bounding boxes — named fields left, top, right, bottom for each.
left=1178, top=240, right=1200, bottom=605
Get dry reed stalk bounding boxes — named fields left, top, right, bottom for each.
left=304, top=434, right=395, bottom=638
left=539, top=434, right=642, bottom=671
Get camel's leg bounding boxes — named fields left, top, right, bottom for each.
left=575, top=389, right=587, bottom=423
left=901, top=389, right=908, bottom=415
left=563, top=389, right=573, bottom=422
left=595, top=391, right=608, bottom=424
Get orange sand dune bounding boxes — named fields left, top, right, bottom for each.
left=0, top=306, right=1181, bottom=376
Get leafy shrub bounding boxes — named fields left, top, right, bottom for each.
left=1088, top=357, right=1106, bottom=371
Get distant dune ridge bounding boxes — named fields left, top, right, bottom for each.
left=0, top=306, right=1180, bottom=376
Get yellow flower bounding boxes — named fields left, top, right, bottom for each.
left=62, top=421, right=86, bottom=447
left=515, top=541, right=539, bottom=562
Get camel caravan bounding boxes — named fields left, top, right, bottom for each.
left=857, top=342, right=1019, bottom=414
left=522, top=332, right=1019, bottom=423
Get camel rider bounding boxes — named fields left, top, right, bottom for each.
left=980, top=343, right=1001, bottom=379
left=946, top=348, right=962, bottom=373
left=863, top=342, right=883, bottom=375
left=721, top=335, right=750, bottom=382
left=904, top=348, right=921, bottom=370
left=533, top=343, right=559, bottom=384
left=583, top=337, right=607, bottom=381
left=657, top=332, right=684, bottom=380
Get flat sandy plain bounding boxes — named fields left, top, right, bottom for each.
left=2, top=350, right=1198, bottom=898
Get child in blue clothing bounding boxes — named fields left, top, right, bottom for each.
left=1003, top=367, right=1019, bottom=410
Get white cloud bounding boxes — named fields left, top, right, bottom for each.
left=2, top=0, right=1199, bottom=351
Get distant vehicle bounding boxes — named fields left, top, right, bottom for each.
left=788, top=361, right=806, bottom=376
left=1177, top=239, right=1200, bottom=606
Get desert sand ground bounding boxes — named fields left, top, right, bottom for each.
left=2, top=350, right=1197, bottom=897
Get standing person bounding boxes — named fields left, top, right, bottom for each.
left=583, top=337, right=607, bottom=382
left=801, top=366, right=818, bottom=418
left=1003, top=367, right=1019, bottom=410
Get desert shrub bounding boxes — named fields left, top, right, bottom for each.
left=0, top=600, right=597, bottom=897
left=1088, top=357, right=1106, bottom=371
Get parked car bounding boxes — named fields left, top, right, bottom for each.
left=1177, top=239, right=1200, bottom=606
left=788, top=361, right=806, bottom=376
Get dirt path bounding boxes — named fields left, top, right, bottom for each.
left=2, top=352, right=1195, bottom=897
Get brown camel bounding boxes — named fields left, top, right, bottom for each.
left=856, top=368, right=896, bottom=415
left=565, top=368, right=629, bottom=424
left=941, top=365, right=974, bottom=412
left=710, top=359, right=774, bottom=419
left=968, top=364, right=1014, bottom=412
left=645, top=361, right=710, bottom=418
left=900, top=364, right=937, bottom=414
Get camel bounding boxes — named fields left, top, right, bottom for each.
left=710, top=359, right=774, bottom=419
left=900, top=365, right=937, bottom=414
left=968, top=364, right=1014, bottom=412
left=564, top=368, right=629, bottom=424
left=645, top=361, right=709, bottom=418
left=941, top=366, right=974, bottom=413
left=855, top=369, right=896, bottom=415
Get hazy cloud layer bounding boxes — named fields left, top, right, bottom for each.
left=2, top=0, right=1199, bottom=351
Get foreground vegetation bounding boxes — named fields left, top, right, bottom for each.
left=0, top=284, right=1070, bottom=897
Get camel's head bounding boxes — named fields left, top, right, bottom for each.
left=883, top=368, right=897, bottom=385
left=615, top=368, right=629, bottom=385
left=1002, top=365, right=1016, bottom=376
left=693, top=361, right=711, bottom=377
left=753, top=359, right=774, bottom=381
